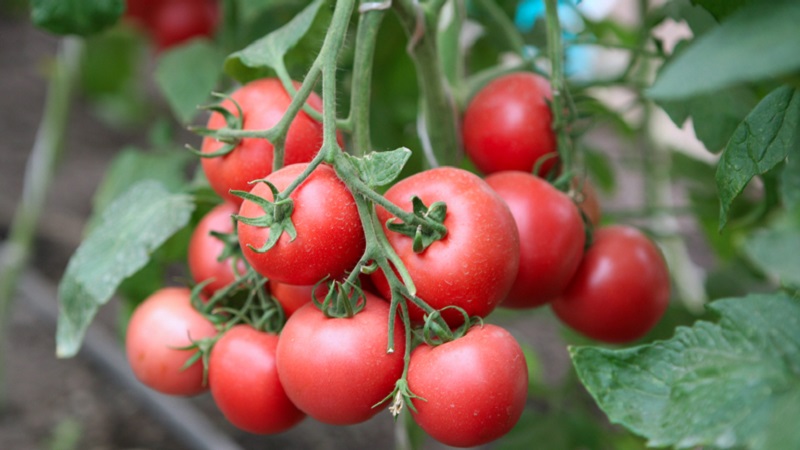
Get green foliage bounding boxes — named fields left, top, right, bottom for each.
left=716, top=86, right=800, bottom=228
left=649, top=1, right=800, bottom=100
left=56, top=181, right=195, bottom=357
left=572, top=293, right=800, bottom=450
left=345, top=148, right=412, bottom=188
left=743, top=213, right=800, bottom=290
left=690, top=0, right=752, bottom=22
left=155, top=40, right=226, bottom=123
left=31, top=0, right=123, bottom=36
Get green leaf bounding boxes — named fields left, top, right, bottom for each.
left=690, top=0, right=752, bottom=22
left=345, top=148, right=412, bottom=188
left=571, top=293, right=800, bottom=450
left=31, top=0, right=123, bottom=36
left=743, top=228, right=800, bottom=288
left=658, top=86, right=758, bottom=153
left=80, top=29, right=142, bottom=96
left=583, top=149, right=616, bottom=193
left=648, top=2, right=800, bottom=100
left=57, top=181, right=195, bottom=357
left=155, top=40, right=225, bottom=123
left=224, top=0, right=325, bottom=82
left=782, top=151, right=800, bottom=211
left=716, top=86, right=800, bottom=228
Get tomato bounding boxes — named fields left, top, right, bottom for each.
left=372, top=167, right=519, bottom=325
left=462, top=72, right=558, bottom=176
left=551, top=225, right=671, bottom=343
left=269, top=282, right=317, bottom=318
left=485, top=171, right=585, bottom=308
left=208, top=325, right=305, bottom=434
left=237, top=163, right=365, bottom=285
left=275, top=293, right=405, bottom=425
left=150, top=0, right=218, bottom=50
left=408, top=324, right=528, bottom=447
left=201, top=79, right=327, bottom=205
left=125, top=287, right=217, bottom=396
left=188, top=203, right=246, bottom=297
left=573, top=177, right=602, bottom=226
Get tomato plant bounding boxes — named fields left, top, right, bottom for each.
left=275, top=293, right=405, bottom=425
left=551, top=225, right=671, bottom=343
left=408, top=324, right=528, bottom=448
left=462, top=72, right=558, bottom=176
left=208, top=324, right=305, bottom=434
left=125, top=0, right=218, bottom=50
left=372, top=167, right=520, bottom=325
left=486, top=170, right=586, bottom=308
left=237, top=163, right=365, bottom=286
left=200, top=79, right=326, bottom=205
left=187, top=202, right=245, bottom=297
left=124, top=287, right=217, bottom=396
left=269, top=282, right=317, bottom=318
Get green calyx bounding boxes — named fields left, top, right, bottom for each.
left=386, top=196, right=447, bottom=253
left=232, top=181, right=297, bottom=253
left=313, top=280, right=367, bottom=319
left=187, top=93, right=245, bottom=158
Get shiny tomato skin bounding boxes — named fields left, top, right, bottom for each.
left=208, top=325, right=305, bottom=434
left=269, top=282, right=317, bottom=318
left=149, top=0, right=218, bottom=50
left=125, top=287, right=217, bottom=396
left=462, top=72, right=558, bottom=176
left=486, top=171, right=585, bottom=308
left=237, top=163, right=364, bottom=285
left=275, top=294, right=405, bottom=425
left=373, top=167, right=519, bottom=325
left=201, top=78, right=326, bottom=205
left=551, top=225, right=671, bottom=343
left=187, top=203, right=245, bottom=297
left=408, top=324, right=528, bottom=448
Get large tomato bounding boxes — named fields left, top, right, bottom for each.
left=208, top=325, right=305, bottom=434
left=187, top=202, right=245, bottom=297
left=462, top=72, right=558, bottom=176
left=408, top=324, right=528, bottom=448
left=269, top=282, right=318, bottom=318
left=486, top=171, right=585, bottom=308
left=551, top=225, right=671, bottom=343
left=237, top=163, right=365, bottom=285
left=125, top=287, right=217, bottom=396
left=373, top=167, right=519, bottom=325
left=275, top=294, right=405, bottom=425
left=201, top=78, right=326, bottom=205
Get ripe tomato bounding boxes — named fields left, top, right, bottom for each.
left=188, top=202, right=246, bottom=297
left=201, top=78, right=326, bottom=205
left=486, top=171, right=585, bottom=308
left=150, top=0, right=218, bottom=50
left=462, top=72, right=558, bottom=176
left=408, top=324, right=528, bottom=447
left=237, top=163, right=365, bottom=285
left=373, top=167, right=519, bottom=325
left=125, top=287, right=217, bottom=396
left=269, top=282, right=317, bottom=318
left=208, top=325, right=305, bottom=434
left=275, top=293, right=405, bottom=425
left=551, top=225, right=671, bottom=343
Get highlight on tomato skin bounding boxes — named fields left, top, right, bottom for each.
left=551, top=225, right=671, bottom=343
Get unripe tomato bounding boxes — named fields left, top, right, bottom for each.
left=551, top=225, right=671, bottom=343
left=462, top=72, right=558, bottom=176
left=208, top=325, right=305, bottom=434
left=187, top=202, right=246, bottom=297
left=486, top=171, right=585, bottom=308
left=201, top=79, right=326, bottom=205
left=125, top=287, right=217, bottom=396
left=237, top=163, right=365, bottom=286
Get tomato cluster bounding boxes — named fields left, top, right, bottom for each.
left=124, top=0, right=219, bottom=50
left=124, top=71, right=670, bottom=447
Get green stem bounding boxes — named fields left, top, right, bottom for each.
left=348, top=5, right=387, bottom=156
left=272, top=62, right=322, bottom=171
left=393, top=0, right=461, bottom=167
left=471, top=0, right=526, bottom=56
left=0, top=37, right=83, bottom=407
left=544, top=0, right=574, bottom=188
left=318, top=0, right=356, bottom=153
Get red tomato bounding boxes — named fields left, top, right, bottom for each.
left=486, top=171, right=585, bottom=308
left=125, top=287, right=217, bottom=396
left=269, top=282, right=317, bottom=318
left=150, top=0, right=218, bottom=50
left=188, top=203, right=246, bottom=297
left=276, top=294, right=405, bottom=425
left=408, top=324, right=528, bottom=447
left=462, top=72, right=558, bottom=176
left=201, top=79, right=326, bottom=205
left=237, top=163, right=365, bottom=285
left=208, top=325, right=305, bottom=434
left=372, top=167, right=519, bottom=325
left=551, top=225, right=671, bottom=343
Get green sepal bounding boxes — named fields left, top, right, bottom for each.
left=187, top=93, right=246, bottom=158
left=232, top=182, right=297, bottom=253
left=386, top=197, right=448, bottom=253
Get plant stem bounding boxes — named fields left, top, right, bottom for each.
left=348, top=6, right=387, bottom=156
left=544, top=0, right=575, bottom=189
left=0, top=37, right=83, bottom=407
left=393, top=0, right=461, bottom=167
